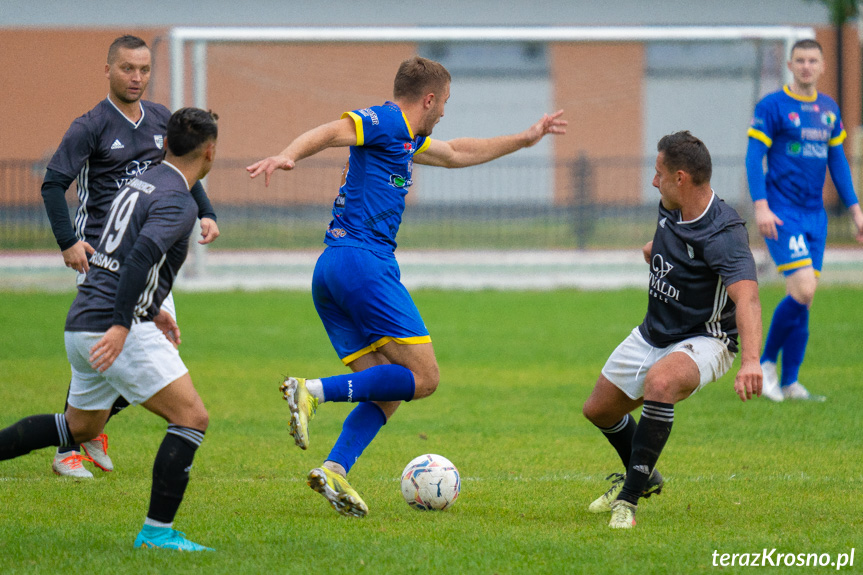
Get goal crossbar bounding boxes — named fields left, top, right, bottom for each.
left=168, top=25, right=815, bottom=110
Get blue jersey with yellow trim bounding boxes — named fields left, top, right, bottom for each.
left=747, top=86, right=846, bottom=212
left=323, top=101, right=431, bottom=254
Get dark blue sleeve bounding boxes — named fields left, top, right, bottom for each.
left=40, top=169, right=78, bottom=250
left=189, top=180, right=217, bottom=221
left=46, top=118, right=97, bottom=179
left=113, top=235, right=163, bottom=328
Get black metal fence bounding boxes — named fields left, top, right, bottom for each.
left=2, top=156, right=860, bottom=252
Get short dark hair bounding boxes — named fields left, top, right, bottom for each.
left=791, top=38, right=823, bottom=55
left=657, top=131, right=712, bottom=186
left=166, top=108, right=219, bottom=157
left=393, top=56, right=451, bottom=101
left=107, top=35, right=149, bottom=64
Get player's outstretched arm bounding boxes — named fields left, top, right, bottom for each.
left=726, top=279, right=763, bottom=402
left=246, top=118, right=358, bottom=186
left=415, top=110, right=566, bottom=169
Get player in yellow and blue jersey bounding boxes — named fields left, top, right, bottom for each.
left=746, top=39, right=863, bottom=402
left=248, top=56, right=566, bottom=517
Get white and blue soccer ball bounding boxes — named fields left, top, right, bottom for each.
left=400, top=454, right=460, bottom=511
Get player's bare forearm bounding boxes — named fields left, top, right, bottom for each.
left=417, top=110, right=566, bottom=168
left=246, top=118, right=356, bottom=185
left=727, top=279, right=763, bottom=401
left=848, top=204, right=863, bottom=243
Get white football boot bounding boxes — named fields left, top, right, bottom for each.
left=759, top=360, right=783, bottom=402
left=52, top=451, right=94, bottom=479
left=782, top=382, right=826, bottom=402
left=81, top=433, right=114, bottom=472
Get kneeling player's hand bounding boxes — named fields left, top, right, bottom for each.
left=733, top=360, right=762, bottom=402
left=89, top=326, right=130, bottom=373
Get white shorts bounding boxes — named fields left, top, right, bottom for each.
left=64, top=322, right=188, bottom=410
left=601, top=327, right=735, bottom=400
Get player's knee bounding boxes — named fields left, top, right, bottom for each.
left=582, top=400, right=600, bottom=424
left=412, top=363, right=440, bottom=400
left=191, top=409, right=210, bottom=432
left=582, top=397, right=615, bottom=427
left=172, top=407, right=209, bottom=432
left=790, top=288, right=815, bottom=307
left=643, top=376, right=680, bottom=403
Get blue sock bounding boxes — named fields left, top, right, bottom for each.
left=326, top=402, right=387, bottom=474
left=780, top=307, right=809, bottom=387
left=321, top=364, right=415, bottom=403
left=762, top=295, right=808, bottom=363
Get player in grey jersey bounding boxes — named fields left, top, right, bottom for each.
left=581, top=131, right=763, bottom=529
left=40, top=35, right=221, bottom=477
left=0, top=107, right=219, bottom=551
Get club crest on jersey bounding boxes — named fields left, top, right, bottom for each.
left=649, top=253, right=680, bottom=302
left=787, top=112, right=800, bottom=127
left=820, top=111, right=836, bottom=128
left=404, top=142, right=414, bottom=153
left=651, top=254, right=674, bottom=279
left=154, top=135, right=164, bottom=149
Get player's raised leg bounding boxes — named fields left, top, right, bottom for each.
left=305, top=341, right=440, bottom=517
left=0, top=409, right=108, bottom=465
left=133, top=373, right=213, bottom=551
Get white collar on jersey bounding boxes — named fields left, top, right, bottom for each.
left=678, top=190, right=716, bottom=225
left=106, top=96, right=146, bottom=128
left=162, top=161, right=190, bottom=191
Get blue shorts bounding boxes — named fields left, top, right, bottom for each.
left=764, top=207, right=827, bottom=276
left=312, top=246, right=431, bottom=365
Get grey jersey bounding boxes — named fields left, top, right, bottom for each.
left=47, top=98, right=170, bottom=246
left=65, top=163, right=197, bottom=332
left=639, top=194, right=757, bottom=353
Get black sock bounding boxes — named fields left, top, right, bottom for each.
left=618, top=401, right=674, bottom=505
left=57, top=384, right=79, bottom=454
left=108, top=396, right=130, bottom=420
left=147, top=425, right=205, bottom=524
left=0, top=414, right=74, bottom=460
left=596, top=413, right=636, bottom=469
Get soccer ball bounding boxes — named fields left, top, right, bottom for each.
left=400, top=454, right=460, bottom=511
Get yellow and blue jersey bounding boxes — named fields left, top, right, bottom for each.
left=747, top=86, right=847, bottom=212
left=324, top=101, right=432, bottom=254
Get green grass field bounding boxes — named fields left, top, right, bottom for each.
left=0, top=287, right=860, bottom=574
